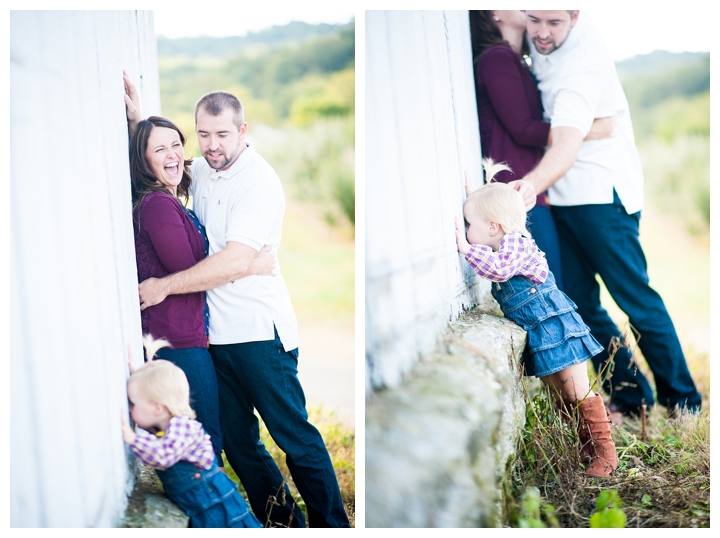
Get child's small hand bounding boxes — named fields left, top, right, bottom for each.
left=121, top=411, right=136, bottom=445
left=455, top=217, right=471, bottom=255
left=127, top=343, right=137, bottom=375
left=464, top=170, right=473, bottom=197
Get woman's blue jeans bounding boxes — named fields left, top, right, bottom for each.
left=155, top=347, right=224, bottom=462
left=552, top=192, right=701, bottom=414
left=527, top=204, right=565, bottom=292
left=209, top=328, right=350, bottom=528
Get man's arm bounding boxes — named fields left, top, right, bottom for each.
left=508, top=126, right=585, bottom=209
left=139, top=242, right=274, bottom=310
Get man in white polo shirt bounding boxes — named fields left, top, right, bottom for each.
left=134, top=90, right=349, bottom=528
left=511, top=10, right=701, bottom=419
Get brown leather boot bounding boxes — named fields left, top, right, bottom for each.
left=578, top=394, right=618, bottom=477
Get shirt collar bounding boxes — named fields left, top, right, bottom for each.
left=530, top=14, right=582, bottom=69
left=208, top=141, right=254, bottom=181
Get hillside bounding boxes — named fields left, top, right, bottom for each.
left=157, top=20, right=354, bottom=58
left=615, top=50, right=709, bottom=236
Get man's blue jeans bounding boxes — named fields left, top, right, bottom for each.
left=552, top=193, right=701, bottom=414
left=209, top=328, right=350, bottom=528
left=156, top=347, right=224, bottom=462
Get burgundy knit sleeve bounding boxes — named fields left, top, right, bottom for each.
left=139, top=194, right=199, bottom=274
left=478, top=47, right=550, bottom=148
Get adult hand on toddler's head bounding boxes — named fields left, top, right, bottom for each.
left=455, top=217, right=471, bottom=255
left=507, top=179, right=537, bottom=211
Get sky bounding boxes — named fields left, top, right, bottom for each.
left=583, top=6, right=710, bottom=61
left=153, top=5, right=710, bottom=63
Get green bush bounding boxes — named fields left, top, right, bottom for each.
left=638, top=134, right=709, bottom=236
left=252, top=117, right=355, bottom=230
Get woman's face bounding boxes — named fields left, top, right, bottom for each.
left=495, top=10, right=527, bottom=32
left=145, top=126, right=185, bottom=196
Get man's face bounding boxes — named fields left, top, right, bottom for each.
left=526, top=10, right=579, bottom=55
left=196, top=107, right=247, bottom=171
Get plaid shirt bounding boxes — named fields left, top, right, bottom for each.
left=465, top=232, right=549, bottom=285
left=130, top=415, right=215, bottom=470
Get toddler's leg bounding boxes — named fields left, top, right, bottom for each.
left=543, top=362, right=594, bottom=403
left=543, top=363, right=618, bottom=477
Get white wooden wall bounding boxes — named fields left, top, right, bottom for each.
left=365, top=11, right=489, bottom=396
left=10, top=10, right=161, bottom=527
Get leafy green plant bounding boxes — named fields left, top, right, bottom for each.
left=589, top=490, right=627, bottom=528
left=512, top=487, right=559, bottom=528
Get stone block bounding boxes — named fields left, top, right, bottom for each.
left=365, top=304, right=529, bottom=527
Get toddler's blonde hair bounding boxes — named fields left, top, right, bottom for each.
left=463, top=158, right=531, bottom=237
left=128, top=335, right=196, bottom=418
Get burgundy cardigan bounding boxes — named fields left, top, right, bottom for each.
left=134, top=192, right=208, bottom=349
left=474, top=45, right=551, bottom=206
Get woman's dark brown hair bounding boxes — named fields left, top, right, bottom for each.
left=469, top=10, right=530, bottom=62
left=129, top=116, right=193, bottom=214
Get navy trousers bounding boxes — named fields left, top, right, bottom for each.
left=209, top=328, right=350, bottom=528
left=527, top=204, right=565, bottom=292
left=552, top=193, right=701, bottom=414
left=156, top=347, right=224, bottom=463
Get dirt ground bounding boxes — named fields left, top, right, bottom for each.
left=296, top=319, right=355, bottom=430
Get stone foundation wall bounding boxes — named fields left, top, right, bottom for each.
left=366, top=298, right=531, bottom=527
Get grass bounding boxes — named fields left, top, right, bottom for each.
left=507, top=376, right=709, bottom=528
left=505, top=199, right=710, bottom=528
left=221, top=407, right=356, bottom=527
left=279, top=199, right=355, bottom=325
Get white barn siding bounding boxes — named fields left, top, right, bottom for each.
left=365, top=10, right=489, bottom=396
left=11, top=10, right=161, bottom=527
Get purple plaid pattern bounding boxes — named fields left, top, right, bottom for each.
left=130, top=415, right=215, bottom=470
left=465, top=232, right=549, bottom=284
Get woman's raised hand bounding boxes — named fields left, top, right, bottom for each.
left=123, top=70, right=142, bottom=137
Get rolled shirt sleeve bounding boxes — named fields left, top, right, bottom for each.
left=548, top=71, right=603, bottom=137
left=225, top=180, right=283, bottom=252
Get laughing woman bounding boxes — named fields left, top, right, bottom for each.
left=128, top=116, right=274, bottom=464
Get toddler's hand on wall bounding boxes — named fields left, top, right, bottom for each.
left=121, top=411, right=136, bottom=445
left=464, top=170, right=473, bottom=198
left=455, top=217, right=470, bottom=255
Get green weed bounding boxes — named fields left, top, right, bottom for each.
left=589, top=490, right=626, bottom=528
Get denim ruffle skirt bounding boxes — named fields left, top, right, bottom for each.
left=490, top=271, right=603, bottom=378
left=156, top=460, right=263, bottom=528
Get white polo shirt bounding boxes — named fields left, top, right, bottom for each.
left=530, top=12, right=644, bottom=214
left=189, top=142, right=299, bottom=350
